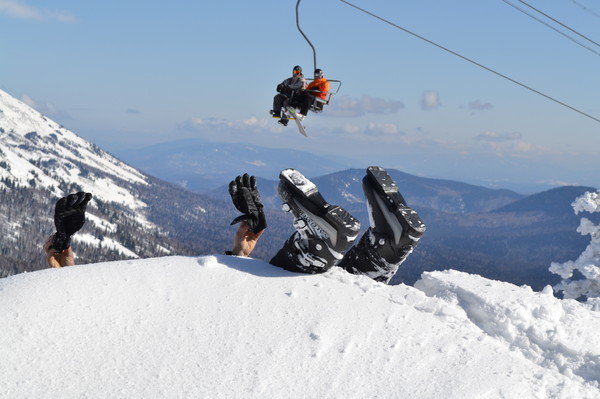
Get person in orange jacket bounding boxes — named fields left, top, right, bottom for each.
left=296, top=68, right=330, bottom=117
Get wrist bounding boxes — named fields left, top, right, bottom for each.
left=231, top=245, right=245, bottom=257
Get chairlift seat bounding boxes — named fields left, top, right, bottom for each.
left=305, top=79, right=342, bottom=113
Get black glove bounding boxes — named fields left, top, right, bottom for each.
left=52, top=192, right=93, bottom=252
left=276, top=83, right=284, bottom=93
left=228, top=174, right=267, bottom=234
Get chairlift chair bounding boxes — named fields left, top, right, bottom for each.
left=304, top=79, right=342, bottom=113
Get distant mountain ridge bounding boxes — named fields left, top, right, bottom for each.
left=115, top=138, right=354, bottom=192
left=494, top=185, right=597, bottom=214
left=206, top=168, right=524, bottom=214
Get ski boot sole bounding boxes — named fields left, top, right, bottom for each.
left=363, top=166, right=426, bottom=244
left=279, top=169, right=360, bottom=248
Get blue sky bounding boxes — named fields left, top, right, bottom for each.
left=1, top=0, right=598, bottom=192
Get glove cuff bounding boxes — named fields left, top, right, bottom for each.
left=231, top=214, right=266, bottom=234
left=52, top=232, right=72, bottom=252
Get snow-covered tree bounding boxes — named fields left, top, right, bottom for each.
left=549, top=191, right=600, bottom=305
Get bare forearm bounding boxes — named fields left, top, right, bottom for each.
left=46, top=256, right=63, bottom=268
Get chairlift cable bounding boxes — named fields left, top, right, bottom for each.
left=499, top=0, right=600, bottom=56
left=513, top=0, right=600, bottom=47
left=570, top=0, right=600, bottom=19
left=336, top=0, right=600, bottom=124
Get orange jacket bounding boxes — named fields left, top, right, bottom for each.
left=307, top=78, right=330, bottom=99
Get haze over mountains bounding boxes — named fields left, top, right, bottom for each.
left=1, top=86, right=598, bottom=294
left=115, top=138, right=354, bottom=192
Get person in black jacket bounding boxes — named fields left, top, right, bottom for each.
left=270, top=65, right=307, bottom=126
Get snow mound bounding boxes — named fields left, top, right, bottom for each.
left=0, top=256, right=599, bottom=398
left=417, top=271, right=600, bottom=386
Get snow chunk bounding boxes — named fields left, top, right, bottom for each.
left=550, top=191, right=600, bottom=301
left=573, top=191, right=600, bottom=215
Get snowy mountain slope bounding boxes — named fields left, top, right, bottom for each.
left=0, top=256, right=598, bottom=398
left=0, top=88, right=234, bottom=277
left=0, top=89, right=147, bottom=208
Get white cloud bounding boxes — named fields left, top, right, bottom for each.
left=332, top=122, right=405, bottom=138
left=475, top=131, right=522, bottom=142
left=0, top=0, right=75, bottom=22
left=538, top=179, right=579, bottom=187
left=420, top=91, right=441, bottom=111
left=468, top=99, right=494, bottom=111
left=364, top=122, right=403, bottom=136
left=246, top=160, right=267, bottom=167
left=473, top=132, right=561, bottom=158
left=325, top=95, right=405, bottom=117
left=179, top=116, right=283, bottom=135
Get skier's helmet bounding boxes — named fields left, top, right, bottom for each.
left=314, top=68, right=324, bottom=78
left=293, top=65, right=302, bottom=76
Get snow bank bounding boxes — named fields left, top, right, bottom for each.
left=416, top=271, right=600, bottom=386
left=0, top=256, right=599, bottom=398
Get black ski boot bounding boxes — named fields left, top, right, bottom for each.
left=339, top=166, right=426, bottom=283
left=270, top=109, right=281, bottom=118
left=278, top=118, right=288, bottom=127
left=269, top=169, right=361, bottom=274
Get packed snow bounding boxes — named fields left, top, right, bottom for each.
left=1, top=255, right=599, bottom=398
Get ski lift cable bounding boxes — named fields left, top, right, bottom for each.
left=513, top=0, right=600, bottom=48
left=336, top=0, right=600, bottom=124
left=296, top=0, right=317, bottom=72
left=499, top=0, right=600, bottom=56
left=570, top=0, right=600, bottom=19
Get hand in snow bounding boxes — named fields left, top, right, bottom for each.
left=231, top=222, right=264, bottom=257
left=52, top=192, right=92, bottom=252
left=44, top=235, right=75, bottom=267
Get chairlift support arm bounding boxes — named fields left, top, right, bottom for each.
left=296, top=0, right=317, bottom=72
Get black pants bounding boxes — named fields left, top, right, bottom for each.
left=293, top=92, right=317, bottom=116
left=270, top=227, right=411, bottom=283
left=273, top=93, right=289, bottom=114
